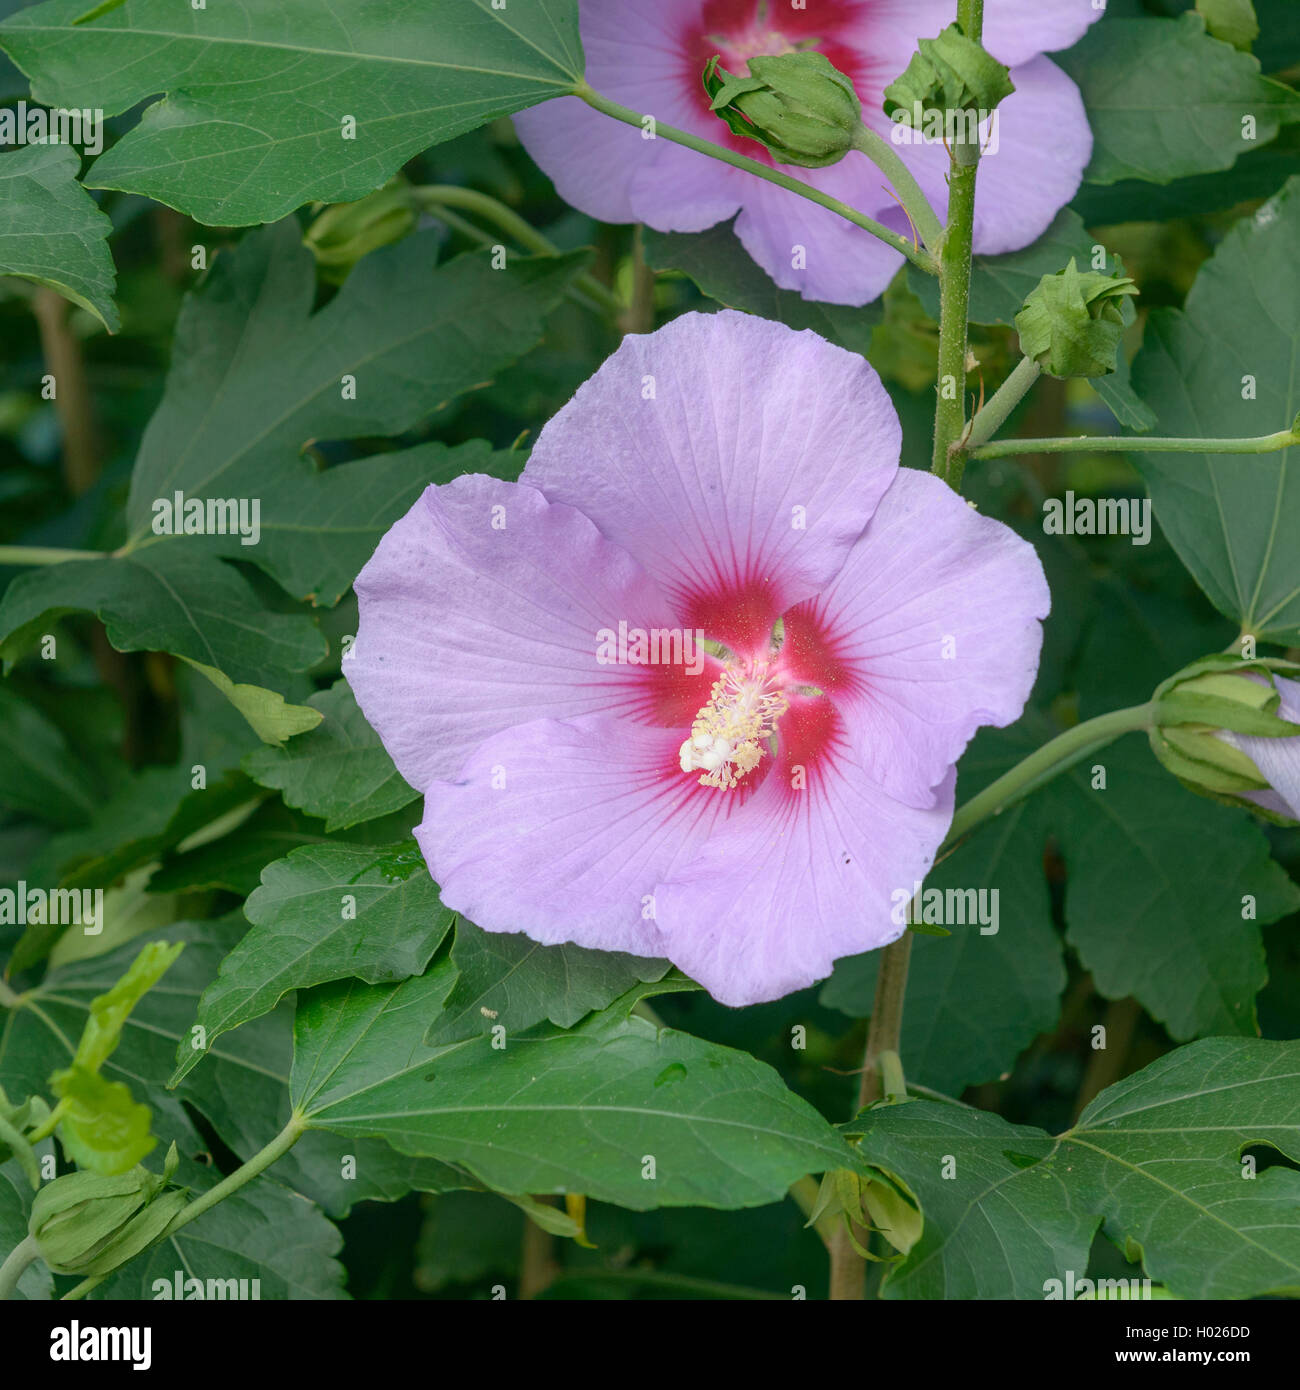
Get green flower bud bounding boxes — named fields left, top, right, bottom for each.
left=1149, top=654, right=1300, bottom=811
left=703, top=52, right=862, bottom=169
left=1014, top=258, right=1139, bottom=379
left=883, top=23, right=1014, bottom=151
left=28, top=1145, right=187, bottom=1277
left=306, top=183, right=417, bottom=284
left=1196, top=0, right=1259, bottom=52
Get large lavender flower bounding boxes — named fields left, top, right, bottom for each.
left=348, top=312, right=1048, bottom=1005
left=515, top=0, right=1101, bottom=306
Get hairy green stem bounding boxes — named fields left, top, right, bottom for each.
left=0, top=546, right=106, bottom=566
left=964, top=356, right=1043, bottom=452
left=942, top=704, right=1154, bottom=852
left=576, top=82, right=938, bottom=275
left=968, top=425, right=1300, bottom=461
left=411, top=184, right=627, bottom=316
left=0, top=1234, right=40, bottom=1301
left=930, top=0, right=985, bottom=486
left=849, top=124, right=945, bottom=251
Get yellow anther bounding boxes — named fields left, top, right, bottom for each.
left=678, top=663, right=787, bottom=789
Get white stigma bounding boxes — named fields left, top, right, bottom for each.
left=678, top=663, right=787, bottom=789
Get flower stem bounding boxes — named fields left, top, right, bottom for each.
left=929, top=0, right=985, bottom=488
left=849, top=124, right=945, bottom=252
left=967, top=425, right=1300, bottom=461
left=963, top=356, right=1043, bottom=452
left=411, top=184, right=626, bottom=316
left=575, top=82, right=939, bottom=276
left=941, top=703, right=1154, bottom=853
left=827, top=932, right=914, bottom=1299
left=0, top=1234, right=40, bottom=1301
left=0, top=546, right=106, bottom=566
left=61, top=1113, right=307, bottom=1301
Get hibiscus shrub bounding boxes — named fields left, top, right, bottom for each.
left=1, top=0, right=1300, bottom=1314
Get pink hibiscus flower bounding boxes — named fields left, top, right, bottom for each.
left=347, top=312, right=1048, bottom=1005
left=515, top=0, right=1101, bottom=305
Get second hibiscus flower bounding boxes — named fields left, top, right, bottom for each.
left=515, top=0, right=1101, bottom=306
left=348, top=311, right=1049, bottom=1005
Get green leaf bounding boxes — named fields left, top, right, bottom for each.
left=1062, top=1037, right=1300, bottom=1298
left=294, top=981, right=865, bottom=1210
left=46, top=940, right=184, bottom=1173
left=909, top=210, right=1156, bottom=432
left=46, top=1066, right=156, bottom=1174
left=851, top=1039, right=1300, bottom=1299
left=0, top=228, right=576, bottom=690
left=1071, top=125, right=1300, bottom=224
left=118, top=226, right=578, bottom=607
left=0, top=685, right=98, bottom=827
left=0, top=0, right=584, bottom=225
left=425, top=920, right=670, bottom=1046
left=2, top=921, right=464, bottom=1219
left=643, top=218, right=881, bottom=356
left=1056, top=13, right=1300, bottom=185
left=0, top=546, right=327, bottom=690
left=1130, top=175, right=1300, bottom=642
left=242, top=680, right=417, bottom=831
left=0, top=143, right=117, bottom=331
left=178, top=658, right=322, bottom=746
left=170, top=842, right=453, bottom=1084
left=64, top=939, right=185, bottom=1074
left=850, top=1101, right=1096, bottom=1299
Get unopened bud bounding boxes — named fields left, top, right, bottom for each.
left=1015, top=259, right=1138, bottom=379
left=703, top=52, right=861, bottom=169
left=29, top=1145, right=187, bottom=1277
left=1150, top=655, right=1300, bottom=816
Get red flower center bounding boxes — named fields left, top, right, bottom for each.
left=682, top=0, right=868, bottom=158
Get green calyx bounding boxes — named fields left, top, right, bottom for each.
left=1014, top=259, right=1139, bottom=379
left=28, top=1144, right=188, bottom=1277
left=1148, top=654, right=1300, bottom=812
left=703, top=51, right=862, bottom=169
left=883, top=23, right=1014, bottom=138
left=306, top=181, right=417, bottom=284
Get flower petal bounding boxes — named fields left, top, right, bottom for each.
left=868, top=0, right=1102, bottom=70
left=1225, top=675, right=1300, bottom=822
left=522, top=311, right=901, bottom=655
left=513, top=0, right=747, bottom=232
left=348, top=474, right=704, bottom=791
left=732, top=157, right=906, bottom=306
left=779, top=467, right=1048, bottom=808
left=417, top=714, right=754, bottom=956
left=655, top=740, right=954, bottom=1006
